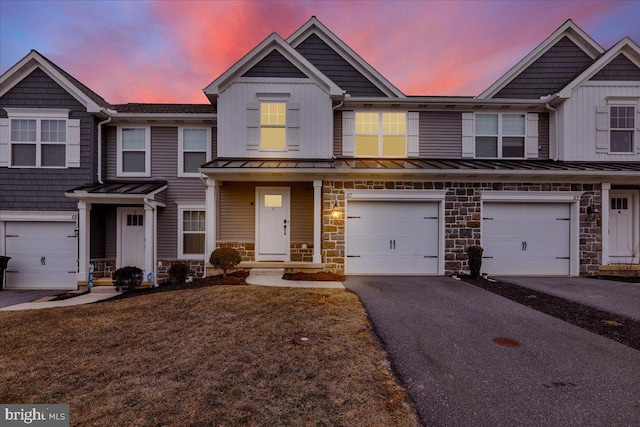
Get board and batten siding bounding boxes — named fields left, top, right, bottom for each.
left=559, top=84, right=640, bottom=161
left=217, top=81, right=333, bottom=159
left=419, top=111, right=462, bottom=158
left=218, top=182, right=313, bottom=243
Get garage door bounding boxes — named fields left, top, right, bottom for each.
left=482, top=203, right=571, bottom=275
left=5, top=222, right=77, bottom=289
left=346, top=201, right=439, bottom=274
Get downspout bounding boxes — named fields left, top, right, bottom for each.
left=543, top=94, right=560, bottom=161
left=97, top=108, right=115, bottom=184
left=143, top=198, right=157, bottom=287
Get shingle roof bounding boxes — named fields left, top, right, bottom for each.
left=111, top=103, right=216, bottom=114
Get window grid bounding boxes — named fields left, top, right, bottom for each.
left=475, top=113, right=525, bottom=159
left=355, top=112, right=407, bottom=157
left=10, top=118, right=67, bottom=167
left=609, top=106, right=635, bottom=153
left=180, top=209, right=206, bottom=257
left=260, top=103, right=286, bottom=151
left=181, top=128, right=208, bottom=175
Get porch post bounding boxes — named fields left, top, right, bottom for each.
left=601, top=183, right=610, bottom=266
left=205, top=178, right=218, bottom=268
left=144, top=202, right=155, bottom=286
left=313, top=180, right=322, bottom=263
left=77, top=200, right=91, bottom=287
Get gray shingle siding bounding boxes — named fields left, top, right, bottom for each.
left=295, top=34, right=386, bottom=97
left=590, top=54, right=640, bottom=81
left=419, top=111, right=462, bottom=158
left=494, top=37, right=594, bottom=99
left=0, top=68, right=96, bottom=211
left=242, top=50, right=308, bottom=78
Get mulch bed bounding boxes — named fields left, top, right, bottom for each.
left=461, top=275, right=640, bottom=352
left=282, top=271, right=345, bottom=281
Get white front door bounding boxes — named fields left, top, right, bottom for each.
left=255, top=187, right=290, bottom=261
left=609, top=191, right=638, bottom=262
left=119, top=208, right=146, bottom=269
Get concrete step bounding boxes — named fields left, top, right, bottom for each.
left=249, top=268, right=285, bottom=277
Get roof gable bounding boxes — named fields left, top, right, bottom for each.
left=242, top=50, right=308, bottom=78
left=0, top=50, right=111, bottom=113
left=204, top=32, right=343, bottom=100
left=287, top=17, right=404, bottom=98
left=589, top=53, right=640, bottom=81
left=478, top=20, right=603, bottom=99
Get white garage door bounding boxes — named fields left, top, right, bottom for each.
left=346, top=201, right=439, bottom=274
left=5, top=222, right=77, bottom=289
left=482, top=203, right=571, bottom=275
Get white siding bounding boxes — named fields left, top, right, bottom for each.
left=217, top=81, right=333, bottom=159
left=560, top=84, right=640, bottom=161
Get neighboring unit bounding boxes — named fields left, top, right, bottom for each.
left=1, top=17, right=640, bottom=289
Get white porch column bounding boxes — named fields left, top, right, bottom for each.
left=313, top=180, right=322, bottom=263
left=77, top=200, right=91, bottom=286
left=144, top=202, right=156, bottom=286
left=205, top=178, right=218, bottom=267
left=601, top=183, right=611, bottom=266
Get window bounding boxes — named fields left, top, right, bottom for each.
left=355, top=112, right=406, bottom=157
left=179, top=127, right=210, bottom=176
left=117, top=127, right=150, bottom=177
left=261, top=103, right=286, bottom=150
left=475, top=113, right=525, bottom=158
left=178, top=206, right=206, bottom=258
left=610, top=106, right=635, bottom=153
left=9, top=117, right=66, bottom=167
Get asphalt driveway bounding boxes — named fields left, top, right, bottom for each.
left=346, top=276, right=640, bottom=427
left=0, top=290, right=66, bottom=308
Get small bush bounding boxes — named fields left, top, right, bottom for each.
left=209, top=248, right=242, bottom=277
left=467, top=245, right=483, bottom=278
left=168, top=262, right=190, bottom=285
left=113, top=266, right=143, bottom=293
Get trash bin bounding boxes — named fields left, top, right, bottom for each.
left=0, top=256, right=11, bottom=291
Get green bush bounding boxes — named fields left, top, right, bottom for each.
left=168, top=262, right=190, bottom=285
left=113, top=266, right=143, bottom=293
left=467, top=245, right=483, bottom=278
left=209, top=248, right=242, bottom=277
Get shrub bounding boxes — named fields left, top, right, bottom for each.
left=209, top=248, right=242, bottom=277
left=467, top=246, right=483, bottom=278
left=113, top=266, right=143, bottom=293
left=168, top=262, right=190, bottom=285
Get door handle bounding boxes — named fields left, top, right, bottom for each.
left=521, top=241, right=527, bottom=251
left=41, top=256, right=46, bottom=266
left=283, top=219, right=287, bottom=236
left=393, top=240, right=396, bottom=250
left=390, top=240, right=392, bottom=250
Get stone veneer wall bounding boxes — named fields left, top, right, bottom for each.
left=215, top=242, right=314, bottom=263
left=89, top=258, right=206, bottom=282
left=322, top=181, right=601, bottom=276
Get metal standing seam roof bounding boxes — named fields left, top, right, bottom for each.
left=68, top=181, right=168, bottom=195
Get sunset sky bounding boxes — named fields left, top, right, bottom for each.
left=1, top=0, right=639, bottom=104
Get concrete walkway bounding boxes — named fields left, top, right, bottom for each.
left=0, top=291, right=119, bottom=311
left=245, top=268, right=345, bottom=289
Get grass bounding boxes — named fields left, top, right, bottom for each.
left=0, top=285, right=420, bottom=427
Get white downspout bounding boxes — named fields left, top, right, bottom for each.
left=543, top=94, right=560, bottom=161
left=97, top=108, right=115, bottom=184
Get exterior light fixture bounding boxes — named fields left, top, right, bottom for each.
left=587, top=205, right=600, bottom=221
left=331, top=202, right=340, bottom=219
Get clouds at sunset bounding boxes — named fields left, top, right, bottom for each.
left=1, top=0, right=639, bottom=104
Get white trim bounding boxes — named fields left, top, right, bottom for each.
left=178, top=126, right=212, bottom=177
left=255, top=186, right=291, bottom=261
left=473, top=112, right=528, bottom=159
left=177, top=204, right=207, bottom=259
left=205, top=179, right=218, bottom=264
left=0, top=211, right=77, bottom=222
left=313, top=180, right=322, bottom=263
left=116, top=125, right=151, bottom=177
left=601, top=183, right=611, bottom=265
left=608, top=190, right=640, bottom=263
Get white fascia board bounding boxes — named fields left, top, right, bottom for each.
left=478, top=20, right=604, bottom=99
left=0, top=210, right=77, bottom=222
left=558, top=38, right=640, bottom=98
left=481, top=190, right=583, bottom=203
left=342, top=96, right=548, bottom=110
left=287, top=17, right=405, bottom=98
left=204, top=33, right=343, bottom=98
left=0, top=52, right=102, bottom=112
left=346, top=189, right=448, bottom=201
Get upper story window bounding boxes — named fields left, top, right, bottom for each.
left=260, top=102, right=286, bottom=150
left=475, top=113, right=525, bottom=158
left=610, top=106, right=635, bottom=153
left=117, top=126, right=150, bottom=177
left=177, top=205, right=206, bottom=258
left=355, top=112, right=407, bottom=157
left=0, top=109, right=79, bottom=168
left=179, top=127, right=210, bottom=177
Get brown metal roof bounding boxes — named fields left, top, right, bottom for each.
left=68, top=181, right=168, bottom=195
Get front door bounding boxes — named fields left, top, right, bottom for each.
left=256, top=187, right=290, bottom=261
left=119, top=208, right=146, bottom=269
left=609, top=191, right=638, bottom=263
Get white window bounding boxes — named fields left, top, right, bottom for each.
left=355, top=112, right=407, bottom=157
left=0, top=109, right=79, bottom=168
left=610, top=106, right=635, bottom=153
left=475, top=113, right=525, bottom=158
left=260, top=102, right=286, bottom=150
left=178, top=205, right=206, bottom=258
left=179, top=127, right=210, bottom=177
left=117, top=126, right=150, bottom=177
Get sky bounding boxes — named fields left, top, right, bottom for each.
left=1, top=0, right=639, bottom=104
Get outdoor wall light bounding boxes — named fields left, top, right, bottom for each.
left=587, top=205, right=600, bottom=221
left=331, top=202, right=341, bottom=219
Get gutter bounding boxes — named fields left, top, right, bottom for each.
left=97, top=107, right=116, bottom=184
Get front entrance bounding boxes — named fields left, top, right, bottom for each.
left=118, top=208, right=145, bottom=269
left=609, top=191, right=638, bottom=263
left=255, top=187, right=290, bottom=261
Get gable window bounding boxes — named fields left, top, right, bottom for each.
left=178, top=206, right=205, bottom=258
left=260, top=102, right=286, bottom=150
left=117, top=126, right=150, bottom=177
left=475, top=113, right=525, bottom=158
left=179, top=127, right=210, bottom=177
left=610, top=106, right=635, bottom=153
left=355, top=112, right=406, bottom=157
